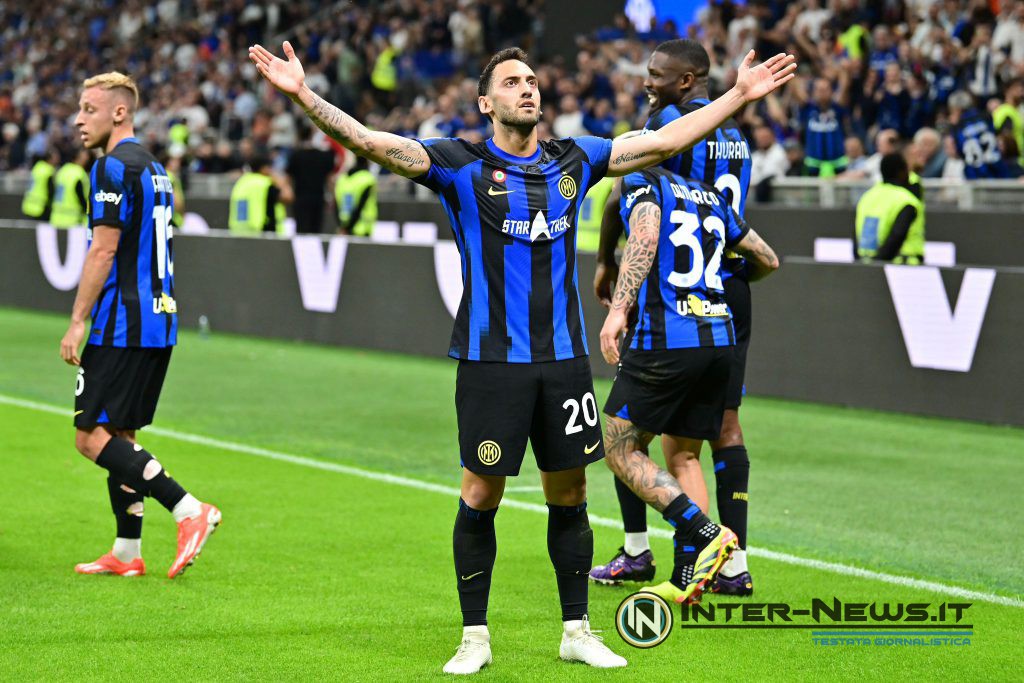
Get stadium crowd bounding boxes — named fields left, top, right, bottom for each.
left=3, top=0, right=1024, bottom=184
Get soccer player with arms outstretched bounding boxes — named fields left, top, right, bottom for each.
left=591, top=39, right=760, bottom=596
left=60, top=73, right=221, bottom=580
left=249, top=40, right=794, bottom=674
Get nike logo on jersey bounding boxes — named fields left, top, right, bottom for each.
left=461, top=571, right=485, bottom=581
left=488, top=187, right=515, bottom=196
left=584, top=441, right=600, bottom=454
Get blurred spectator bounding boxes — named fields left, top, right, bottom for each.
left=21, top=148, right=60, bottom=221
left=795, top=77, right=852, bottom=177
left=992, top=78, right=1024, bottom=167
left=335, top=155, right=377, bottom=237
left=750, top=124, right=789, bottom=201
left=948, top=90, right=1016, bottom=178
left=553, top=95, right=586, bottom=138
left=842, top=136, right=870, bottom=175
left=784, top=140, right=805, bottom=176
left=914, top=128, right=948, bottom=178
left=287, top=125, right=336, bottom=234
left=855, top=153, right=925, bottom=265
left=49, top=147, right=92, bottom=229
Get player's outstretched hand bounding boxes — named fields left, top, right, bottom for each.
left=248, top=41, right=305, bottom=98
left=735, top=50, right=797, bottom=103
left=60, top=320, right=85, bottom=366
left=599, top=309, right=628, bottom=365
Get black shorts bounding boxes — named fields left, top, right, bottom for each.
left=724, top=275, right=751, bottom=409
left=74, top=345, right=173, bottom=430
left=604, top=346, right=731, bottom=440
left=455, top=357, right=605, bottom=476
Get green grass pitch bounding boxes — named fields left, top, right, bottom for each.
left=0, top=306, right=1020, bottom=680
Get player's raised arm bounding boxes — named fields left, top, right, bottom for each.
left=248, top=42, right=430, bottom=178
left=599, top=200, right=661, bottom=365
left=606, top=51, right=797, bottom=177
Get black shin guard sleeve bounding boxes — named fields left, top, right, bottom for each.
left=547, top=503, right=593, bottom=622
left=614, top=475, right=648, bottom=533
left=713, top=446, right=750, bottom=548
left=107, top=476, right=144, bottom=539
left=453, top=500, right=498, bottom=627
left=96, top=438, right=187, bottom=512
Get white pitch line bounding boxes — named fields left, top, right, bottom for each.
left=3, top=392, right=1021, bottom=609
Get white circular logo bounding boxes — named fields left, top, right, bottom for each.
left=615, top=592, right=673, bottom=648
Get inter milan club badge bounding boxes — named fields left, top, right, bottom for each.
left=558, top=173, right=577, bottom=199
left=492, top=169, right=507, bottom=183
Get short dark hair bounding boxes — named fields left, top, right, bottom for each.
left=653, top=39, right=710, bottom=77
left=880, top=152, right=908, bottom=184
left=478, top=47, right=530, bottom=97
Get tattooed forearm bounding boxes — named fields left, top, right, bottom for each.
left=612, top=150, right=648, bottom=166
left=610, top=202, right=661, bottom=312
left=384, top=146, right=425, bottom=167
left=604, top=416, right=682, bottom=511
left=304, top=92, right=375, bottom=152
left=734, top=227, right=779, bottom=281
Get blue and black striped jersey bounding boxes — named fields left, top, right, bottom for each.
left=88, top=138, right=177, bottom=348
left=619, top=167, right=748, bottom=351
left=414, top=136, right=612, bottom=362
left=646, top=99, right=752, bottom=280
left=953, top=109, right=1012, bottom=179
left=799, top=102, right=848, bottom=163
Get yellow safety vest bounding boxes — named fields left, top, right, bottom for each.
left=371, top=47, right=398, bottom=92
left=992, top=103, right=1024, bottom=165
left=839, top=24, right=868, bottom=59
left=576, top=176, right=614, bottom=252
left=229, top=172, right=287, bottom=235
left=855, top=182, right=925, bottom=265
left=335, top=169, right=378, bottom=236
left=22, top=160, right=56, bottom=218
left=50, top=163, right=91, bottom=228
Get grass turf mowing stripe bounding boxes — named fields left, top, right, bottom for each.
left=5, top=391, right=1021, bottom=611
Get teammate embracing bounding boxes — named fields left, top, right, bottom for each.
left=249, top=39, right=794, bottom=674
left=60, top=72, right=221, bottom=580
left=592, top=39, right=761, bottom=595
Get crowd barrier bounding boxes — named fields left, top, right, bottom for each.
left=2, top=224, right=1020, bottom=425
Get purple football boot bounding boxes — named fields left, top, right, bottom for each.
left=710, top=571, right=754, bottom=596
left=589, top=547, right=656, bottom=585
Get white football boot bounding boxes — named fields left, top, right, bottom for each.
left=443, top=626, right=492, bottom=675
left=559, top=615, right=628, bottom=668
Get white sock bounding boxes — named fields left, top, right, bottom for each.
left=112, top=537, right=141, bottom=563
left=623, top=532, right=650, bottom=556
left=563, top=619, right=584, bottom=635
left=723, top=549, right=748, bottom=576
left=171, top=493, right=202, bottom=523
left=463, top=625, right=489, bottom=641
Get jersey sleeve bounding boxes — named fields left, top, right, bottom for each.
left=574, top=135, right=613, bottom=185
left=723, top=204, right=750, bottom=247
left=89, top=156, right=129, bottom=230
left=617, top=171, right=661, bottom=232
left=411, top=137, right=470, bottom=192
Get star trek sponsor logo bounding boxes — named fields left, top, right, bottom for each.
left=624, top=184, right=651, bottom=208
left=677, top=294, right=730, bottom=318
left=501, top=211, right=571, bottom=241
left=94, top=191, right=123, bottom=205
left=669, top=184, right=721, bottom=207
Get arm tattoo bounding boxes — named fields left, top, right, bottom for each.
left=736, top=228, right=779, bottom=270
left=305, top=92, right=375, bottom=153
left=612, top=150, right=648, bottom=166
left=384, top=145, right=425, bottom=167
left=604, top=417, right=682, bottom=511
left=610, top=202, right=660, bottom=312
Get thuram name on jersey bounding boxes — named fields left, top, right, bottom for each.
left=705, top=139, right=751, bottom=160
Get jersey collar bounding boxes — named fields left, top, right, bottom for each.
left=114, top=137, right=140, bottom=148
left=486, top=138, right=541, bottom=164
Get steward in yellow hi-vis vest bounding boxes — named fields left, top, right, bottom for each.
left=50, top=150, right=92, bottom=228
left=228, top=155, right=293, bottom=236
left=855, top=153, right=925, bottom=265
left=22, top=152, right=60, bottom=220
left=576, top=175, right=614, bottom=252
left=335, top=156, right=377, bottom=236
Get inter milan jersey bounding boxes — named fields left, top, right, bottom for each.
left=953, top=109, right=1012, bottom=179
left=88, top=137, right=177, bottom=348
left=646, top=99, right=752, bottom=280
left=798, top=102, right=848, bottom=164
left=414, top=136, right=612, bottom=362
left=619, top=167, right=748, bottom=351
